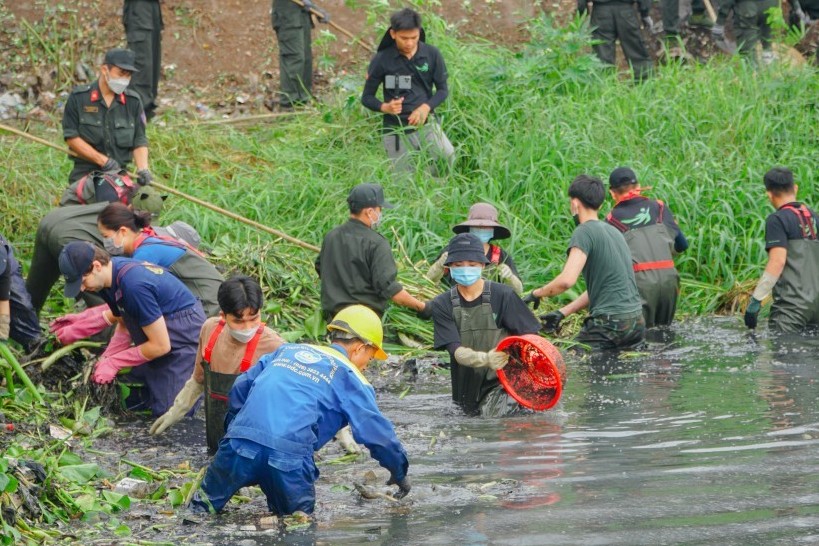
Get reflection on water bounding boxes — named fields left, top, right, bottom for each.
left=121, top=317, right=819, bottom=545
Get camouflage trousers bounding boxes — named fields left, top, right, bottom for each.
left=576, top=311, right=646, bottom=351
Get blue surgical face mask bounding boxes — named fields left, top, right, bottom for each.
left=470, top=227, right=494, bottom=244
left=450, top=266, right=482, bottom=286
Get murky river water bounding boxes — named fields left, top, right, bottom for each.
left=103, top=317, right=819, bottom=545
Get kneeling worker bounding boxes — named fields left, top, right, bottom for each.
left=191, top=305, right=410, bottom=515
left=55, top=241, right=205, bottom=415
left=429, top=233, right=540, bottom=416
left=525, top=175, right=645, bottom=351
left=149, top=275, right=284, bottom=453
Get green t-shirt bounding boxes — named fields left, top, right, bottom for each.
left=568, top=220, right=642, bottom=317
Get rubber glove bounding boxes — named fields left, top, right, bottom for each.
left=302, top=0, right=330, bottom=23
left=642, top=15, right=656, bottom=33
left=522, top=291, right=541, bottom=310
left=312, top=5, right=330, bottom=23
left=744, top=298, right=761, bottom=329
left=49, top=305, right=111, bottom=345
left=496, top=263, right=523, bottom=295
left=101, top=157, right=120, bottom=173
left=712, top=24, right=725, bottom=39
left=149, top=377, right=204, bottom=435
left=386, top=475, right=411, bottom=499
left=334, top=425, right=362, bottom=454
left=426, top=251, right=448, bottom=282
left=0, top=314, right=9, bottom=342
left=454, top=347, right=509, bottom=370
left=136, top=169, right=154, bottom=186
left=102, top=327, right=132, bottom=357
left=92, top=345, right=149, bottom=384
left=540, top=310, right=565, bottom=333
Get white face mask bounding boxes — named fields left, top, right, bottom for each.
left=228, top=326, right=257, bottom=344
left=370, top=209, right=382, bottom=229
left=105, top=68, right=130, bottom=94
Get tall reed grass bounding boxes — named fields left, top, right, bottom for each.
left=1, top=14, right=818, bottom=338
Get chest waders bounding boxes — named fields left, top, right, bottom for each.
left=451, top=283, right=519, bottom=416
left=770, top=204, right=819, bottom=333
left=202, top=320, right=265, bottom=454
left=608, top=202, right=679, bottom=328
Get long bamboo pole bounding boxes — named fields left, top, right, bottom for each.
left=0, top=122, right=321, bottom=253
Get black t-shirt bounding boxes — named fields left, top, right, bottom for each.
left=361, top=41, right=449, bottom=129
left=765, top=202, right=819, bottom=250
left=609, top=196, right=688, bottom=253
left=431, top=281, right=540, bottom=354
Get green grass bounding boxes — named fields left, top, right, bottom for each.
left=1, top=13, right=819, bottom=338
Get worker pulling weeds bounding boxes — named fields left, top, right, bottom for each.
left=190, top=304, right=410, bottom=516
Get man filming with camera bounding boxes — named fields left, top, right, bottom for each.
left=361, top=8, right=454, bottom=177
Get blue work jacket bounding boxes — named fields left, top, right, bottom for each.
left=225, top=343, right=408, bottom=481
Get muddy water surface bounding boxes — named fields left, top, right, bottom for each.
left=103, top=317, right=819, bottom=545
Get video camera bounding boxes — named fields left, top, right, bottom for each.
left=385, top=74, right=412, bottom=93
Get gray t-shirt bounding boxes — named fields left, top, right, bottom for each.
left=568, top=220, right=642, bottom=317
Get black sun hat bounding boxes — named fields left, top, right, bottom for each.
left=445, top=233, right=490, bottom=266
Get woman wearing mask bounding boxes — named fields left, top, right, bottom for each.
left=149, top=275, right=284, bottom=453
left=97, top=202, right=223, bottom=316
left=428, top=233, right=539, bottom=417
left=426, top=203, right=523, bottom=295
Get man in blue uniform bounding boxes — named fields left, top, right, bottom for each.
left=361, top=8, right=454, bottom=175
left=62, top=48, right=153, bottom=185
left=191, top=304, right=410, bottom=516
left=55, top=241, right=205, bottom=415
left=745, top=167, right=819, bottom=333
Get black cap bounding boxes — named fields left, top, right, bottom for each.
left=445, top=233, right=490, bottom=266
left=608, top=167, right=638, bottom=189
left=347, top=183, right=394, bottom=211
left=59, top=242, right=96, bottom=298
left=103, top=48, right=139, bottom=72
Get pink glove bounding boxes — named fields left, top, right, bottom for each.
left=49, top=305, right=110, bottom=345
left=101, top=327, right=132, bottom=358
left=92, top=345, right=150, bottom=384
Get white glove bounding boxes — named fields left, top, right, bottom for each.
left=642, top=15, right=655, bottom=33
left=496, top=263, right=523, bottom=295
left=426, top=251, right=448, bottom=282
left=454, top=347, right=509, bottom=370
left=334, top=425, right=362, bottom=454
left=0, top=314, right=9, bottom=342
left=148, top=377, right=204, bottom=435
left=712, top=24, right=725, bottom=39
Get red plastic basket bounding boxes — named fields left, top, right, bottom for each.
left=496, top=334, right=566, bottom=411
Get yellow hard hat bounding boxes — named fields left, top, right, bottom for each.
left=327, top=305, right=387, bottom=360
